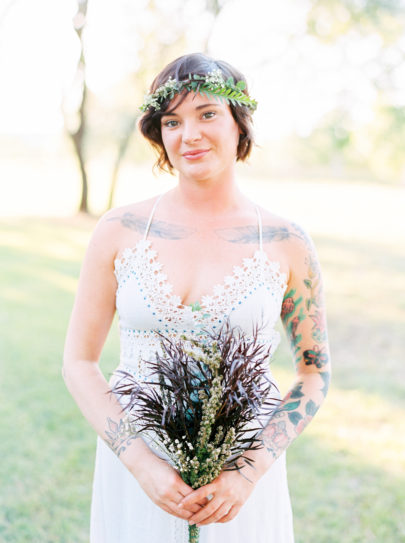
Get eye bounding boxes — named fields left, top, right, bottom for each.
left=202, top=111, right=216, bottom=120
left=162, top=119, right=179, bottom=128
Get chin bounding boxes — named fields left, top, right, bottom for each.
left=186, top=171, right=219, bottom=183
left=177, top=164, right=214, bottom=182
left=179, top=161, right=230, bottom=183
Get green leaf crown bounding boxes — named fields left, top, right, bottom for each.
left=140, top=69, right=257, bottom=113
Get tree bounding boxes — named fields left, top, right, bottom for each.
left=105, top=0, right=229, bottom=210
left=304, top=0, right=405, bottom=182
left=307, top=0, right=405, bottom=41
left=64, top=0, right=89, bottom=214
left=63, top=0, right=230, bottom=213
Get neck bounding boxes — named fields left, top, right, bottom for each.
left=172, top=182, right=244, bottom=216
left=171, top=171, right=248, bottom=217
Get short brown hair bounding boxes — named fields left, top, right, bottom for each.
left=139, top=53, right=255, bottom=173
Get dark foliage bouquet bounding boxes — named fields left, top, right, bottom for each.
left=112, top=320, right=279, bottom=543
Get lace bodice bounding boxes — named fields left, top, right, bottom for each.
left=113, top=194, right=288, bottom=382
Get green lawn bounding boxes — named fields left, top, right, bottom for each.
left=1, top=212, right=404, bottom=543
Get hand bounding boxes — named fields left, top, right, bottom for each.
left=178, top=468, right=256, bottom=526
left=134, top=455, right=208, bottom=520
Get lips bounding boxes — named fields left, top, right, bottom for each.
left=182, top=149, right=210, bottom=160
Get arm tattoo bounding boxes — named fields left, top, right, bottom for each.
left=308, top=309, right=327, bottom=342
left=319, top=371, right=331, bottom=398
left=282, top=221, right=329, bottom=365
left=104, top=416, right=139, bottom=457
left=107, top=213, right=195, bottom=240
left=303, top=345, right=329, bottom=369
left=261, top=420, right=291, bottom=459
left=303, top=253, right=322, bottom=311
left=290, top=221, right=312, bottom=247
left=281, top=288, right=307, bottom=364
left=261, top=375, right=330, bottom=456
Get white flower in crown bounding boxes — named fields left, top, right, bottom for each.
left=205, top=69, right=226, bottom=88
left=141, top=77, right=180, bottom=112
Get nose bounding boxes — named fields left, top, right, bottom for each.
left=182, top=120, right=202, bottom=144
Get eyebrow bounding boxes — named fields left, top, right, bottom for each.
left=161, top=103, right=221, bottom=117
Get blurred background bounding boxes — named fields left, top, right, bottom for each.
left=1, top=0, right=404, bottom=541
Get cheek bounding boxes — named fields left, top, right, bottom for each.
left=161, top=131, right=178, bottom=156
left=228, top=120, right=241, bottom=145
left=225, top=124, right=241, bottom=155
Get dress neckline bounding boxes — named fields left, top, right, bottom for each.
left=114, top=193, right=286, bottom=312
left=114, top=238, right=287, bottom=313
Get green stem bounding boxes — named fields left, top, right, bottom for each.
left=188, top=524, right=200, bottom=543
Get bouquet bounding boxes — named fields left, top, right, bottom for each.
left=112, top=319, right=279, bottom=543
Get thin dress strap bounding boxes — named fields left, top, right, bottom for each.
left=143, top=193, right=163, bottom=240
left=255, top=205, right=263, bottom=251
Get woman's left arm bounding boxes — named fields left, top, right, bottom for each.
left=256, top=223, right=331, bottom=464
left=179, top=224, right=331, bottom=526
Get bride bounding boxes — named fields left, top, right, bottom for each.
left=63, top=52, right=331, bottom=542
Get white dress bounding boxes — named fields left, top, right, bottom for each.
left=90, top=194, right=295, bottom=542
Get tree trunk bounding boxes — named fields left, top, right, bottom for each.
left=70, top=84, right=88, bottom=213
left=106, top=115, right=138, bottom=211
left=202, top=0, right=223, bottom=53
left=67, top=0, right=89, bottom=214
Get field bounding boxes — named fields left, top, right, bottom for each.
left=1, top=178, right=404, bottom=542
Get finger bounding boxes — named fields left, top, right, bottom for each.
left=159, top=503, right=186, bottom=518
left=187, top=498, right=223, bottom=526
left=192, top=503, right=206, bottom=513
left=196, top=502, right=232, bottom=526
left=175, top=484, right=211, bottom=517
left=181, top=502, right=204, bottom=514
left=162, top=493, right=195, bottom=520
left=217, top=505, right=238, bottom=523
left=177, top=480, right=197, bottom=497
left=183, top=496, right=211, bottom=510
left=174, top=492, right=205, bottom=514
left=164, top=501, right=193, bottom=520
left=179, top=484, right=215, bottom=508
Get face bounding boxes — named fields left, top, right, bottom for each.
left=160, top=91, right=241, bottom=183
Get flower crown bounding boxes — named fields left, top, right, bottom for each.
left=140, top=69, right=257, bottom=113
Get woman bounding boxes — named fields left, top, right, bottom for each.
left=63, top=53, right=331, bottom=543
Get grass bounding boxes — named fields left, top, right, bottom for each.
left=1, top=197, right=404, bottom=542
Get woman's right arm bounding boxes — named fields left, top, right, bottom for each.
left=62, top=212, right=200, bottom=519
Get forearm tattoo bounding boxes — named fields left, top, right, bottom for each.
left=261, top=372, right=330, bottom=458
left=104, top=417, right=139, bottom=457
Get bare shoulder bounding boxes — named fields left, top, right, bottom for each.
left=257, top=205, right=317, bottom=267
left=92, top=196, right=159, bottom=258
left=101, top=196, right=158, bottom=229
